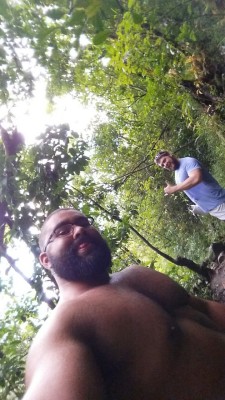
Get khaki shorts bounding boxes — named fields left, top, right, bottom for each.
left=209, top=202, right=225, bottom=220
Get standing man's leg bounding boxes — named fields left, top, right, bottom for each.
left=209, top=203, right=225, bottom=220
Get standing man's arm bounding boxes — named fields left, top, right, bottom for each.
left=23, top=337, right=105, bottom=400
left=164, top=168, right=202, bottom=195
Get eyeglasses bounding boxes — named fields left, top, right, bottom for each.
left=44, top=216, right=94, bottom=252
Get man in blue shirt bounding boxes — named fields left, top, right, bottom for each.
left=154, top=150, right=225, bottom=219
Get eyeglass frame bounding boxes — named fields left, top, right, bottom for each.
left=43, top=216, right=94, bottom=252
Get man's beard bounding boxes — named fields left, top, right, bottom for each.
left=48, top=237, right=112, bottom=284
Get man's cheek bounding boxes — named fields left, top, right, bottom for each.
left=51, top=239, right=72, bottom=256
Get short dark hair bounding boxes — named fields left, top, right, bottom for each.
left=154, top=150, right=171, bottom=165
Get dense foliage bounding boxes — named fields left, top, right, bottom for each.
left=1, top=0, right=225, bottom=397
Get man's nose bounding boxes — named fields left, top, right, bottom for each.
left=72, top=225, right=85, bottom=239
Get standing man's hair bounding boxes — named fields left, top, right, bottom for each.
left=154, top=150, right=171, bottom=165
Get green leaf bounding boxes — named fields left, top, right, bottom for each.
left=128, top=0, right=136, bottom=8
left=85, top=1, right=101, bottom=18
left=0, top=0, right=9, bottom=19
left=93, top=31, right=109, bottom=45
left=45, top=8, right=65, bottom=20
left=189, top=30, right=196, bottom=42
left=68, top=148, right=78, bottom=156
left=132, top=13, right=143, bottom=24
left=67, top=9, right=86, bottom=26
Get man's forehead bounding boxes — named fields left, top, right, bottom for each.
left=39, top=209, right=85, bottom=251
left=46, top=209, right=84, bottom=229
left=41, top=209, right=85, bottom=248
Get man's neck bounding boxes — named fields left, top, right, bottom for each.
left=58, top=281, right=95, bottom=302
left=174, top=158, right=180, bottom=170
left=57, top=273, right=110, bottom=302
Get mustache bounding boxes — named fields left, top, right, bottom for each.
left=70, top=232, right=98, bottom=251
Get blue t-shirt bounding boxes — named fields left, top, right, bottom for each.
left=175, top=157, right=225, bottom=212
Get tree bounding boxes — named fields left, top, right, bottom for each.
left=0, top=0, right=224, bottom=299
left=1, top=1, right=225, bottom=397
left=0, top=283, right=41, bottom=400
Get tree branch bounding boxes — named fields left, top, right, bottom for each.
left=72, top=186, right=209, bottom=278
left=1, top=250, right=55, bottom=309
left=109, top=122, right=170, bottom=186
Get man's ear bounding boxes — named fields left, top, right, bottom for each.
left=39, top=252, right=51, bottom=270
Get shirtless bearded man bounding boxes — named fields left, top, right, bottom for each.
left=23, top=208, right=225, bottom=400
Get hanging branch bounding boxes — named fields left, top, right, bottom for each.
left=1, top=250, right=55, bottom=309
left=72, top=186, right=211, bottom=279
left=109, top=121, right=170, bottom=186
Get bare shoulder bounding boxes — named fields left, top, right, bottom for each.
left=24, top=284, right=181, bottom=400
left=26, top=286, right=131, bottom=362
left=26, top=281, right=172, bottom=383
left=24, top=292, right=114, bottom=400
left=110, top=265, right=190, bottom=311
